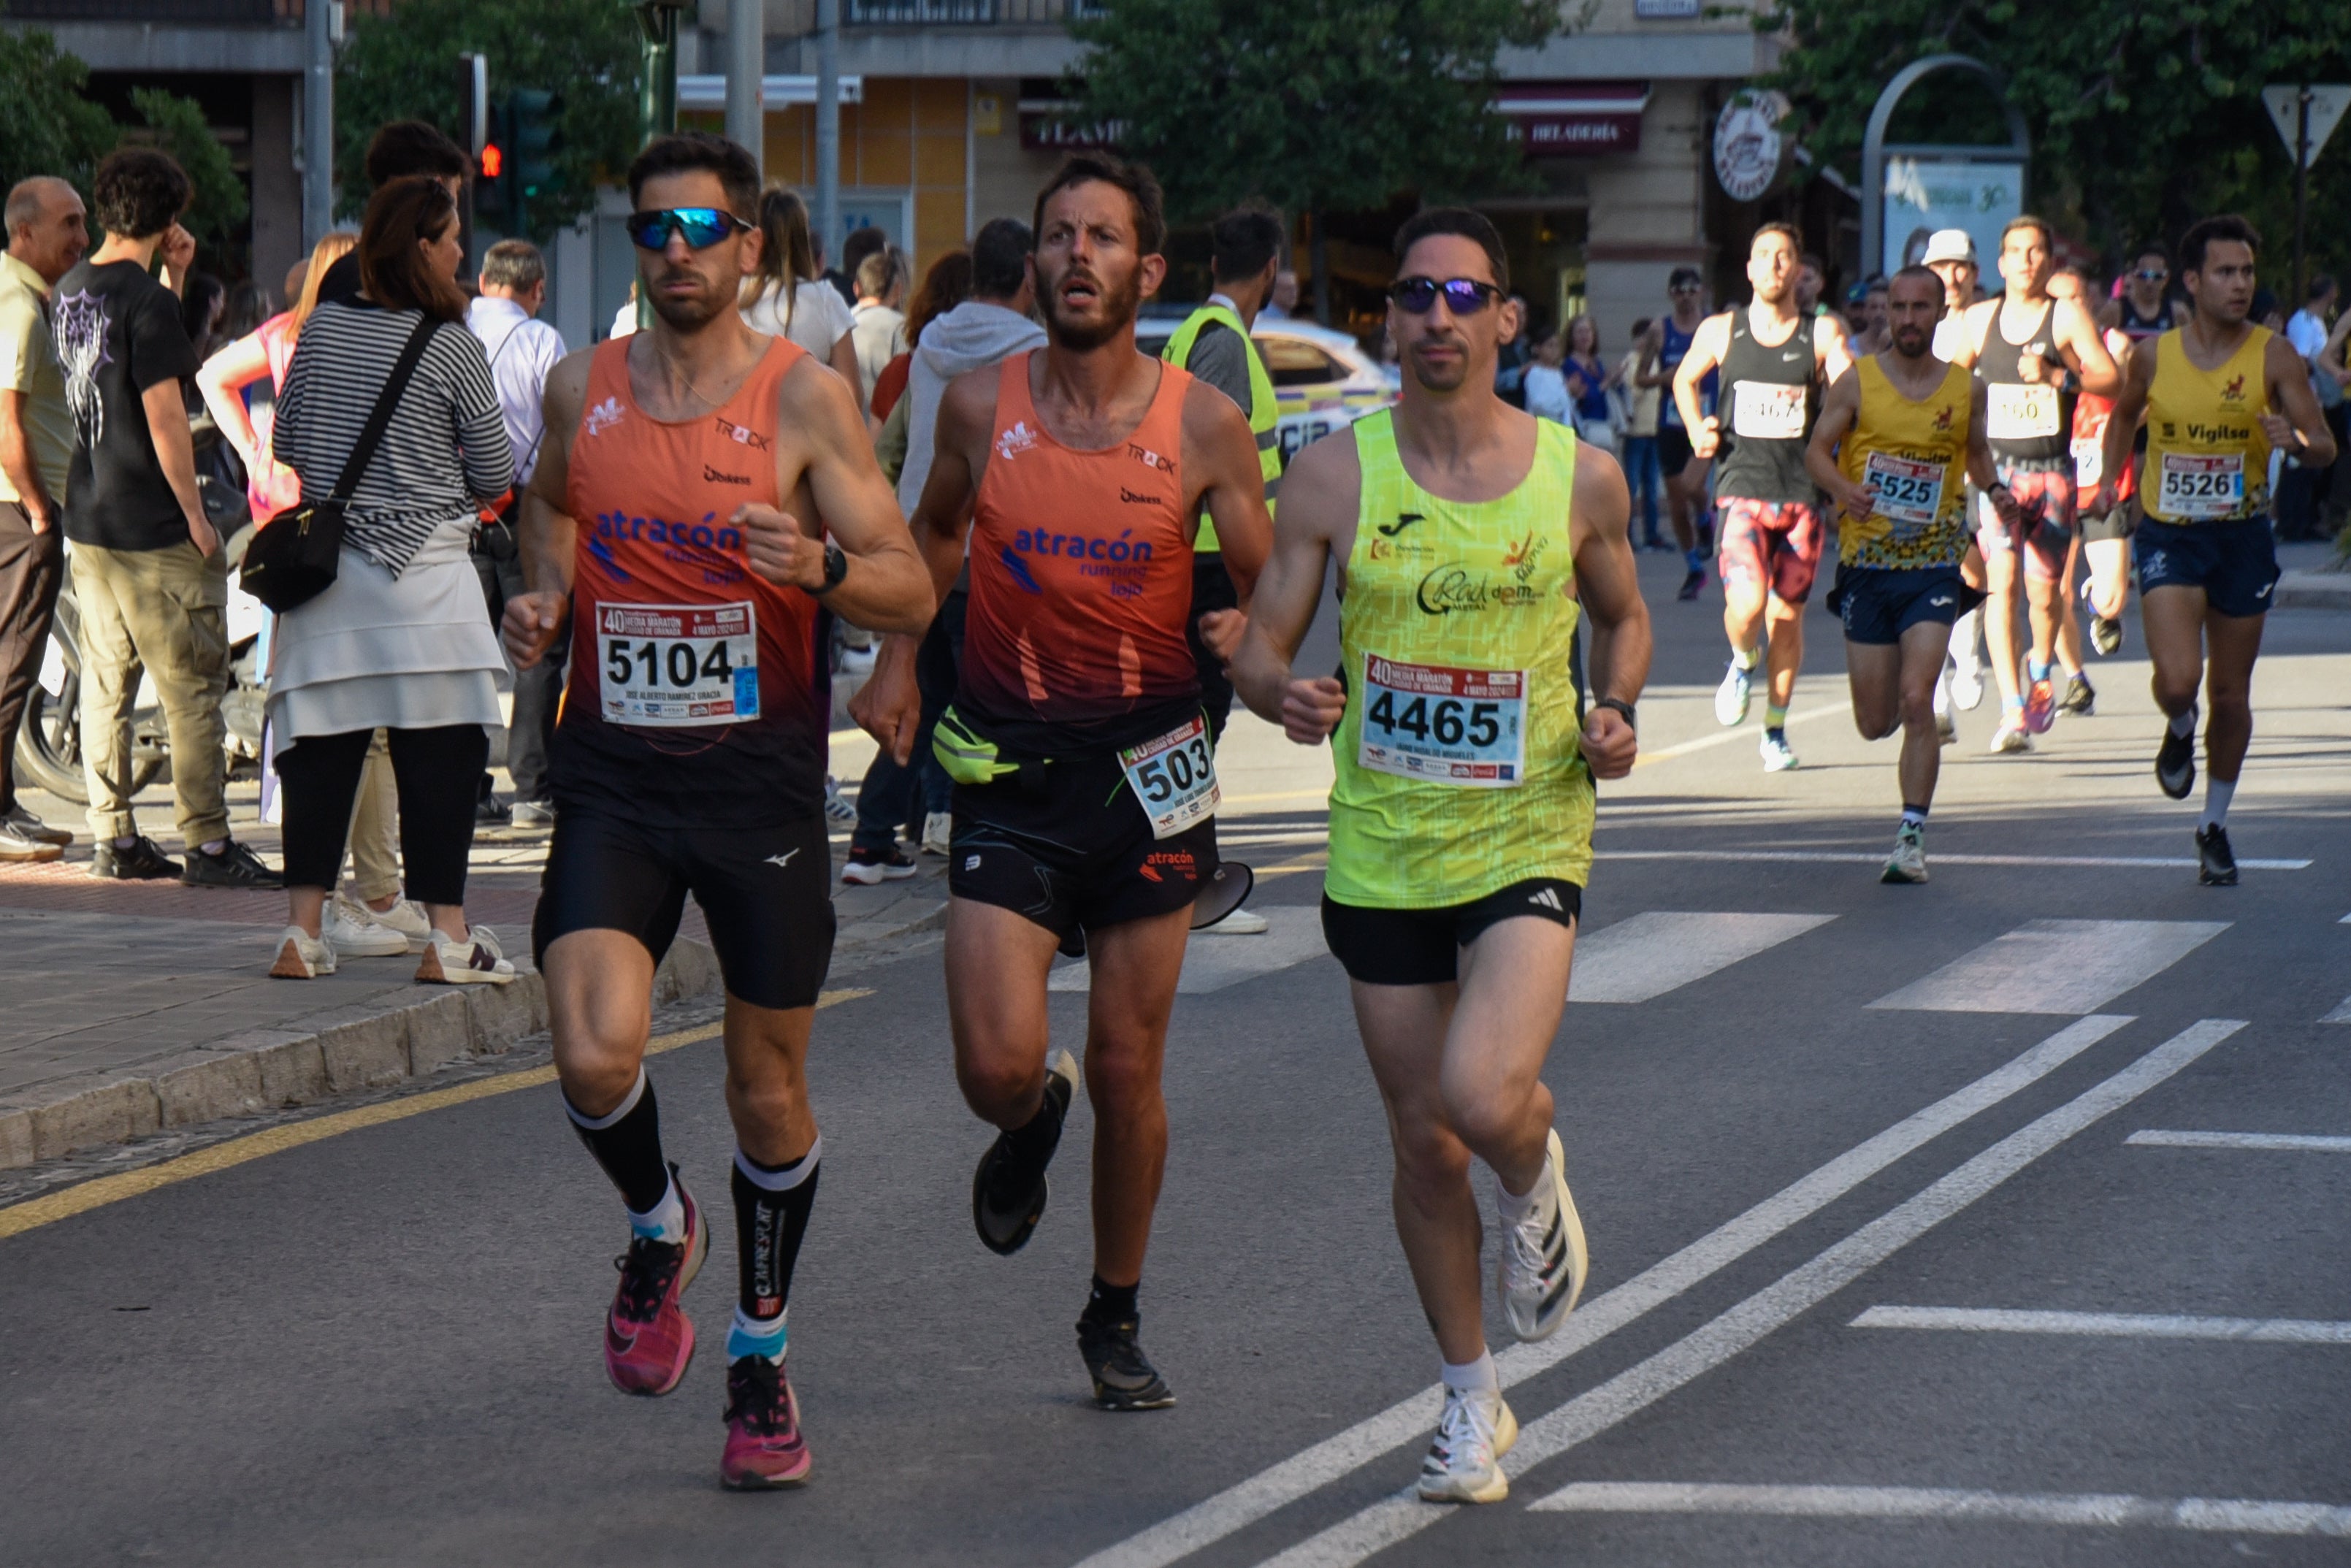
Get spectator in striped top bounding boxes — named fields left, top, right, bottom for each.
left=264, top=175, right=518, bottom=987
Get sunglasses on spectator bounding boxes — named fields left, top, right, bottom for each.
left=627, top=207, right=752, bottom=251
left=1388, top=276, right=1503, bottom=315
left=2134, top=267, right=2168, bottom=283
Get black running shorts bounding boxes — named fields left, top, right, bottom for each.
left=1320, top=879, right=1582, bottom=987
left=1656, top=424, right=1695, bottom=478
left=949, top=749, right=1217, bottom=940
left=532, top=806, right=836, bottom=1010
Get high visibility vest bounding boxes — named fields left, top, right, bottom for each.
left=1161, top=302, right=1282, bottom=551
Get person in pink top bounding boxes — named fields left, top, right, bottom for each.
left=196, top=230, right=355, bottom=523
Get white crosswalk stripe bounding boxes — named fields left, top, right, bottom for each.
left=1528, top=1482, right=2351, bottom=1537
left=1869, top=919, right=2229, bottom=1014
left=1569, top=911, right=1835, bottom=1003
left=1048, top=906, right=1329, bottom=995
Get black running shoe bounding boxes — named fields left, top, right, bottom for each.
left=1077, top=1311, right=1177, bottom=1411
left=1675, top=568, right=1705, bottom=602
left=181, top=838, right=283, bottom=890
left=2195, top=824, right=2239, bottom=887
left=2155, top=723, right=2195, bottom=800
left=2091, top=614, right=2122, bottom=656
left=2060, top=673, right=2096, bottom=716
left=971, top=1049, right=1077, bottom=1255
left=89, top=835, right=181, bottom=881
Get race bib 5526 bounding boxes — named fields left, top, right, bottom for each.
left=2156, top=451, right=2244, bottom=519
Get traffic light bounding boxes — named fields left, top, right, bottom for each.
left=508, top=88, right=562, bottom=234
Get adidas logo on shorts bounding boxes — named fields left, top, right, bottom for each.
left=1527, top=887, right=1564, bottom=911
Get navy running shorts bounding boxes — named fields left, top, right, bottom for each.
left=1832, top=564, right=1976, bottom=646
left=1320, top=879, right=1581, bottom=987
left=2133, top=517, right=2280, bottom=618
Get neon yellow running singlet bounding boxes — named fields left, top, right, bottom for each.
left=1326, top=409, right=1592, bottom=909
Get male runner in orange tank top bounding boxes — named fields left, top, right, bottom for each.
left=857, top=153, right=1273, bottom=1410
left=500, top=133, right=933, bottom=1490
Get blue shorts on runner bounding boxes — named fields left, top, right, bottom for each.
left=1832, top=565, right=1975, bottom=646
left=2133, top=517, right=2280, bottom=618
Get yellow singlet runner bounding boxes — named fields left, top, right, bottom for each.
left=1835, top=356, right=1973, bottom=570
left=2140, top=326, right=2274, bottom=524
left=1326, top=409, right=1591, bottom=909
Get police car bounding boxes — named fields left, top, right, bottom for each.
left=1139, top=310, right=1397, bottom=465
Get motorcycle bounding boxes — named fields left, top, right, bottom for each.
left=12, top=429, right=269, bottom=806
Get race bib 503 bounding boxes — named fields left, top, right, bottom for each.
left=1119, top=716, right=1219, bottom=839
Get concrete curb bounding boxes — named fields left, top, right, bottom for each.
left=2276, top=568, right=2351, bottom=611
left=0, top=938, right=722, bottom=1171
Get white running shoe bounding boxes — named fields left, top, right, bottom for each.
left=324, top=895, right=411, bottom=957
left=1713, top=659, right=1753, bottom=727
left=1935, top=705, right=1957, bottom=745
left=1758, top=731, right=1798, bottom=771
left=416, top=924, right=517, bottom=985
left=1881, top=824, right=1928, bottom=884
left=920, top=811, right=953, bottom=856
left=269, top=926, right=337, bottom=979
left=1989, top=718, right=2032, bottom=754
left=1418, top=1385, right=1518, bottom=1504
left=1497, top=1128, right=1589, bottom=1342
left=1949, top=657, right=1985, bottom=712
left=1203, top=906, right=1269, bottom=935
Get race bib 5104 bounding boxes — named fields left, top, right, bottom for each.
left=597, top=601, right=760, bottom=727
left=1358, top=654, right=1526, bottom=787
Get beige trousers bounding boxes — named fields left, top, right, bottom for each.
left=341, top=730, right=401, bottom=903
left=72, top=540, right=229, bottom=846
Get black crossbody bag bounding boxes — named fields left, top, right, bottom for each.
left=241, top=315, right=439, bottom=613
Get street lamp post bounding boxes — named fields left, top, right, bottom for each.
left=816, top=0, right=841, bottom=271
left=630, top=0, right=692, bottom=327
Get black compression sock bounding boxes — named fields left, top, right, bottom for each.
left=1084, top=1275, right=1139, bottom=1326
left=565, top=1070, right=671, bottom=1215
left=1002, top=1079, right=1067, bottom=1169
left=733, top=1139, right=822, bottom=1320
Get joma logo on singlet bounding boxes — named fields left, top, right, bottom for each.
left=714, top=417, right=771, bottom=451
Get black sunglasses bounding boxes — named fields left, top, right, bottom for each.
left=1389, top=275, right=1503, bottom=315
left=2133, top=267, right=2168, bottom=283
left=627, top=207, right=752, bottom=251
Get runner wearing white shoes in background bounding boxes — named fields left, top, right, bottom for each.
left=1672, top=223, right=1852, bottom=772
left=1230, top=207, right=1650, bottom=1505
left=1919, top=229, right=1990, bottom=716
left=1955, top=217, right=2119, bottom=753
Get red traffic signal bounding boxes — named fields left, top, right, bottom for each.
left=480, top=143, right=504, bottom=180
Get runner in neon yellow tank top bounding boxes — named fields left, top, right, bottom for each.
left=1230, top=208, right=1651, bottom=1507
left=2092, top=215, right=2336, bottom=884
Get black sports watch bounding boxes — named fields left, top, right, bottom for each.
left=811, top=540, right=847, bottom=595
left=1591, top=697, right=1637, bottom=732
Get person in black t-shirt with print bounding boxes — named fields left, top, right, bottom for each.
left=55, top=148, right=277, bottom=887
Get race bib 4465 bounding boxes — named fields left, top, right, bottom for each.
left=1358, top=654, right=1527, bottom=787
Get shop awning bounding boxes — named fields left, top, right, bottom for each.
left=1496, top=80, right=1650, bottom=156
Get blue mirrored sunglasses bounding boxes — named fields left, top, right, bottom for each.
left=626, top=207, right=752, bottom=251
left=1388, top=275, right=1502, bottom=315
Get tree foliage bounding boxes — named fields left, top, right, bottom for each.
left=126, top=88, right=251, bottom=253
left=1762, top=0, right=2351, bottom=281
left=335, top=0, right=641, bottom=240
left=0, top=31, right=124, bottom=200
left=1066, top=0, right=1563, bottom=225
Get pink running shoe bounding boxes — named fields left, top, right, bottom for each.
left=721, top=1354, right=812, bottom=1488
left=2022, top=668, right=2057, bottom=734
left=603, top=1171, right=706, bottom=1396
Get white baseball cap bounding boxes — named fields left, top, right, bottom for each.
left=1920, top=229, right=1977, bottom=266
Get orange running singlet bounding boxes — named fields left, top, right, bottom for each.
left=959, top=351, right=1200, bottom=752
left=554, top=334, right=830, bottom=825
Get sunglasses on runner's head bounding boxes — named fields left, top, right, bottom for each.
left=626, top=207, right=753, bottom=251
left=1388, top=276, right=1503, bottom=315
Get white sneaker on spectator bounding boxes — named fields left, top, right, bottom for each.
left=348, top=895, right=432, bottom=951
left=325, top=895, right=412, bottom=957
left=511, top=799, right=556, bottom=827
left=0, top=819, right=62, bottom=863
left=1202, top=907, right=1269, bottom=935
left=2, top=804, right=71, bottom=846
left=416, top=923, right=516, bottom=985
left=921, top=812, right=952, bottom=856
left=269, top=926, right=337, bottom=979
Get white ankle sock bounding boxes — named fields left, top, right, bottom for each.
left=625, top=1170, right=686, bottom=1242
left=1441, top=1350, right=1498, bottom=1394
left=2168, top=705, right=2198, bottom=738
left=2201, top=777, right=2235, bottom=831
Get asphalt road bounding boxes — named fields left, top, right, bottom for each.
left=5, top=549, right=2348, bottom=1567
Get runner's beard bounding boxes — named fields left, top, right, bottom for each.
left=1407, top=332, right=1472, bottom=393
left=1044, top=265, right=1142, bottom=351
left=1891, top=324, right=1930, bottom=359
left=647, top=266, right=731, bottom=332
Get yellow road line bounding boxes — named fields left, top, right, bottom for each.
left=0, top=988, right=873, bottom=1244
left=1253, top=853, right=1329, bottom=881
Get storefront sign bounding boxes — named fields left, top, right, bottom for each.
left=1499, top=82, right=1650, bottom=159
left=1019, top=106, right=1118, bottom=152
left=1521, top=115, right=1642, bottom=155
left=1713, top=91, right=1793, bottom=202
left=1880, top=156, right=2025, bottom=275
left=1635, top=0, right=1701, bottom=15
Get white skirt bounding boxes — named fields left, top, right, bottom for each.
left=266, top=529, right=508, bottom=757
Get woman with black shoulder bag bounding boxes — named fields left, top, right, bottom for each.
left=263, top=175, right=517, bottom=984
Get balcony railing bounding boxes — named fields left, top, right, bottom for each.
left=5, top=0, right=282, bottom=20
left=845, top=0, right=1105, bottom=22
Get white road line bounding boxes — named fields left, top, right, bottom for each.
left=1567, top=912, right=1835, bottom=1003
left=1598, top=849, right=2312, bottom=871
left=1851, top=1305, right=2351, bottom=1344
left=2128, top=1128, right=2351, bottom=1152
left=1632, top=700, right=1851, bottom=767
left=1064, top=1014, right=2132, bottom=1568
left=1526, top=1482, right=2351, bottom=1537
left=1048, top=907, right=1329, bottom=995
left=1267, top=1018, right=2242, bottom=1567
left=1868, top=919, right=2229, bottom=1016
left=2324, top=994, right=2351, bottom=1024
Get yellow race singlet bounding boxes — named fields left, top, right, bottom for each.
left=2140, top=326, right=2273, bottom=524
left=1326, top=410, right=1591, bottom=908
left=1836, top=356, right=1973, bottom=570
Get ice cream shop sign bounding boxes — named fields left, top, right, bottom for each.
left=1500, top=82, right=1650, bottom=158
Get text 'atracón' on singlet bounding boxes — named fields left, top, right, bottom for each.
left=2139, top=325, right=2275, bottom=524
left=1712, top=307, right=1819, bottom=503
left=957, top=350, right=1202, bottom=755
left=1327, top=409, right=1594, bottom=909
left=1836, top=356, right=1973, bottom=570
left=553, top=333, right=830, bottom=827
